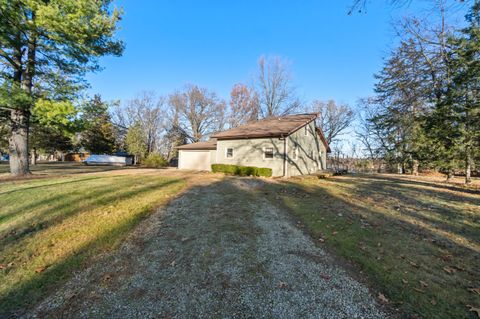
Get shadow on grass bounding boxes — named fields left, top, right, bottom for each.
left=332, top=175, right=480, bottom=247
left=267, top=175, right=480, bottom=319
left=0, top=202, right=155, bottom=317
left=0, top=176, right=185, bottom=318
left=0, top=175, right=123, bottom=196
left=0, top=178, right=180, bottom=249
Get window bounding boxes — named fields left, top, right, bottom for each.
left=264, top=147, right=274, bottom=159
left=304, top=125, right=309, bottom=136
left=226, top=148, right=234, bottom=158
left=292, top=145, right=298, bottom=160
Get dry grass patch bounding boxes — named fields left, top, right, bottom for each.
left=265, top=174, right=480, bottom=319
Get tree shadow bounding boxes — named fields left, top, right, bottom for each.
left=0, top=176, right=186, bottom=318
left=0, top=178, right=180, bottom=249
left=266, top=176, right=480, bottom=318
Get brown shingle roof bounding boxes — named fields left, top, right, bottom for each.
left=211, top=113, right=318, bottom=139
left=175, top=139, right=217, bottom=150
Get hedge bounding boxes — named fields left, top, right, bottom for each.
left=211, top=164, right=272, bottom=177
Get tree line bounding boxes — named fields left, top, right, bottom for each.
left=0, top=42, right=355, bottom=170
left=356, top=0, right=480, bottom=183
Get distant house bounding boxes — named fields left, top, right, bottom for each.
left=176, top=113, right=331, bottom=177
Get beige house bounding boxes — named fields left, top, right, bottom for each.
left=176, top=113, right=331, bottom=177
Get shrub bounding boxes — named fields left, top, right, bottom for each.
left=143, top=153, right=168, bottom=168
left=211, top=164, right=272, bottom=177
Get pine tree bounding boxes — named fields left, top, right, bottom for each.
left=80, top=95, right=117, bottom=154
left=449, top=0, right=480, bottom=183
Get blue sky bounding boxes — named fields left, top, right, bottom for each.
left=86, top=0, right=424, bottom=107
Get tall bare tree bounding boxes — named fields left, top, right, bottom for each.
left=228, top=83, right=259, bottom=128
left=310, top=100, right=354, bottom=144
left=118, top=91, right=165, bottom=154
left=255, top=56, right=301, bottom=118
left=169, top=84, right=226, bottom=142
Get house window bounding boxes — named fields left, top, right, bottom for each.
left=264, top=147, right=274, bottom=159
left=304, top=125, right=309, bottom=136
left=226, top=148, right=234, bottom=158
left=293, top=145, right=298, bottom=160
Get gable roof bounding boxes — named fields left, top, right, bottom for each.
left=211, top=113, right=318, bottom=139
left=175, top=139, right=217, bottom=150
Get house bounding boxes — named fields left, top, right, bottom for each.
left=176, top=113, right=331, bottom=177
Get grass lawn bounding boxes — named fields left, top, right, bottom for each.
left=0, top=161, right=128, bottom=176
left=266, top=174, right=480, bottom=319
left=0, top=166, right=186, bottom=316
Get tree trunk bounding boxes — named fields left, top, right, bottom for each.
left=412, top=159, right=419, bottom=176
left=446, top=169, right=454, bottom=182
left=30, top=147, right=37, bottom=165
left=9, top=109, right=30, bottom=176
left=397, top=163, right=403, bottom=174
left=465, top=149, right=472, bottom=185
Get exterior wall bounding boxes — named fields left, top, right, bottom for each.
left=216, top=137, right=286, bottom=177
left=286, top=121, right=327, bottom=177
left=178, top=150, right=212, bottom=171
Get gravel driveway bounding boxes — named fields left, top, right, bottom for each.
left=28, top=175, right=388, bottom=319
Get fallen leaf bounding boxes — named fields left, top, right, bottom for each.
left=102, top=274, right=111, bottom=282
left=409, top=261, right=419, bottom=268
left=35, top=266, right=46, bottom=273
left=468, top=288, right=480, bottom=295
left=443, top=266, right=456, bottom=274
left=318, top=238, right=325, bottom=243
left=378, top=293, right=389, bottom=304
left=467, top=305, right=480, bottom=318
left=170, top=260, right=176, bottom=267
left=431, top=299, right=437, bottom=306
left=402, top=279, right=408, bottom=284
left=320, top=274, right=331, bottom=280
left=413, top=288, right=425, bottom=293
left=277, top=281, right=288, bottom=289
left=419, top=280, right=429, bottom=288
left=332, top=231, right=338, bottom=235
left=440, top=254, right=453, bottom=262
left=0, top=264, right=5, bottom=270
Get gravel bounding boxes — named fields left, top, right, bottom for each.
left=26, top=176, right=388, bottom=319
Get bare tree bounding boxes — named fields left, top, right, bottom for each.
left=348, top=0, right=467, bottom=15
left=255, top=56, right=301, bottom=118
left=118, top=91, right=165, bottom=154
left=228, top=83, right=259, bottom=128
left=309, top=100, right=354, bottom=144
left=169, top=84, right=226, bottom=142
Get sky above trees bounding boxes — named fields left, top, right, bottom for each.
left=86, top=0, right=465, bottom=106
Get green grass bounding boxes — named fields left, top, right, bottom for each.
left=0, top=161, right=128, bottom=176
left=265, top=174, right=480, bottom=319
left=0, top=170, right=186, bottom=316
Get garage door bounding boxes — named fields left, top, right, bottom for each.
left=178, top=150, right=211, bottom=171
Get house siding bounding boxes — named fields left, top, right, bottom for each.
left=213, top=121, right=327, bottom=177
left=286, top=121, right=327, bottom=177
left=215, top=137, right=286, bottom=177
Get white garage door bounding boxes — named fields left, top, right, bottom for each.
left=178, top=150, right=211, bottom=171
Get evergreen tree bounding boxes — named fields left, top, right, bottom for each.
left=80, top=95, right=116, bottom=154
left=448, top=0, right=480, bottom=183
left=0, top=0, right=123, bottom=175
left=370, top=40, right=431, bottom=174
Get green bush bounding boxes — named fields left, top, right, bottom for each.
left=211, top=164, right=272, bottom=177
left=143, top=153, right=168, bottom=168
